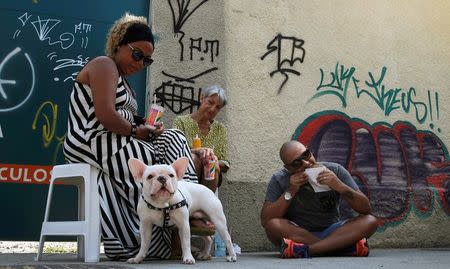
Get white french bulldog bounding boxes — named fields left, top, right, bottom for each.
left=126, top=157, right=237, bottom=264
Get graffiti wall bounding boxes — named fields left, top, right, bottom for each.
left=0, top=0, right=149, bottom=240
left=151, top=0, right=450, bottom=250
left=150, top=0, right=225, bottom=123
left=294, top=112, right=449, bottom=224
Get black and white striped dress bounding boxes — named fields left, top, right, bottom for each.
left=63, top=76, right=197, bottom=260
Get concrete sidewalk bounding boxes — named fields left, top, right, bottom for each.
left=1, top=249, right=450, bottom=269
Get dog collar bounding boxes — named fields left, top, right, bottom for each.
left=141, top=191, right=188, bottom=228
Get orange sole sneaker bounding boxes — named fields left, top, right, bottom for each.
left=280, top=238, right=310, bottom=258
left=355, top=238, right=369, bottom=257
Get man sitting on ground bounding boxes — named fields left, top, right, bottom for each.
left=260, top=140, right=378, bottom=258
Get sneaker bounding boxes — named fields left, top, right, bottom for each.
left=355, top=238, right=369, bottom=257
left=280, top=238, right=310, bottom=258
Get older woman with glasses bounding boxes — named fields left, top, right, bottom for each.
left=63, top=13, right=198, bottom=260
left=261, top=140, right=378, bottom=258
left=173, top=85, right=230, bottom=192
left=172, top=85, right=229, bottom=234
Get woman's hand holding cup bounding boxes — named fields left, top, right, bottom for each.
left=152, top=122, right=164, bottom=137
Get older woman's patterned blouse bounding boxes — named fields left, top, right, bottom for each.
left=173, top=114, right=228, bottom=162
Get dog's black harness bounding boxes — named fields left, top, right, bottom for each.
left=141, top=190, right=188, bottom=228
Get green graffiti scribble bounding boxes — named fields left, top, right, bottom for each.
left=355, top=66, right=404, bottom=116
left=401, top=87, right=428, bottom=124
left=355, top=66, right=387, bottom=110
left=311, top=63, right=441, bottom=127
left=308, top=62, right=356, bottom=107
left=32, top=101, right=65, bottom=164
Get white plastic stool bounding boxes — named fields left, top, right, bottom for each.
left=36, top=163, right=100, bottom=262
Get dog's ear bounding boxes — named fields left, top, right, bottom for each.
left=128, top=158, right=147, bottom=181
left=171, top=157, right=189, bottom=180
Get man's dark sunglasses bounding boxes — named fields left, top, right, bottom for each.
left=128, top=44, right=154, bottom=67
left=288, top=148, right=312, bottom=168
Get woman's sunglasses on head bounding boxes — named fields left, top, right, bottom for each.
left=128, top=44, right=153, bottom=66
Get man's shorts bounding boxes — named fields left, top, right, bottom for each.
left=311, top=220, right=348, bottom=239
left=289, top=219, right=361, bottom=255
left=289, top=220, right=348, bottom=239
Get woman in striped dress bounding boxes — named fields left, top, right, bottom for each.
left=63, top=13, right=197, bottom=260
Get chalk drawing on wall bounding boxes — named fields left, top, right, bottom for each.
left=293, top=111, right=450, bottom=229
left=153, top=67, right=217, bottom=114
left=47, top=53, right=89, bottom=82
left=0, top=47, right=35, bottom=113
left=308, top=62, right=441, bottom=132
left=30, top=16, right=79, bottom=49
left=2, top=11, right=93, bottom=158
left=13, top=12, right=31, bottom=38
left=13, top=12, right=92, bottom=83
left=261, top=33, right=306, bottom=94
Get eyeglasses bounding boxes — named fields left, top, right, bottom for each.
left=128, top=44, right=154, bottom=66
left=288, top=148, right=312, bottom=168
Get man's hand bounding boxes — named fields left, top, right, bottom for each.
left=316, top=168, right=372, bottom=214
left=288, top=170, right=309, bottom=195
left=316, top=168, right=344, bottom=190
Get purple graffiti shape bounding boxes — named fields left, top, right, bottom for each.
left=294, top=111, right=450, bottom=227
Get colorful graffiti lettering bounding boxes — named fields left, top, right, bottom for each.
left=309, top=63, right=441, bottom=131
left=312, top=62, right=356, bottom=107
left=293, top=111, right=450, bottom=228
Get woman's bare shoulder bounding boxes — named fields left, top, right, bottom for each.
left=87, top=56, right=116, bottom=69
left=78, top=56, right=118, bottom=84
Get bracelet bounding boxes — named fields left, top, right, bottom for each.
left=148, top=131, right=154, bottom=140
left=130, top=123, right=137, bottom=137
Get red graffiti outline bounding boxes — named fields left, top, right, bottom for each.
left=293, top=111, right=449, bottom=225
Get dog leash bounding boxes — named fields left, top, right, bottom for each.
left=141, top=190, right=188, bottom=228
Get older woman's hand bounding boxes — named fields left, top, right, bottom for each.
left=199, top=147, right=215, bottom=162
